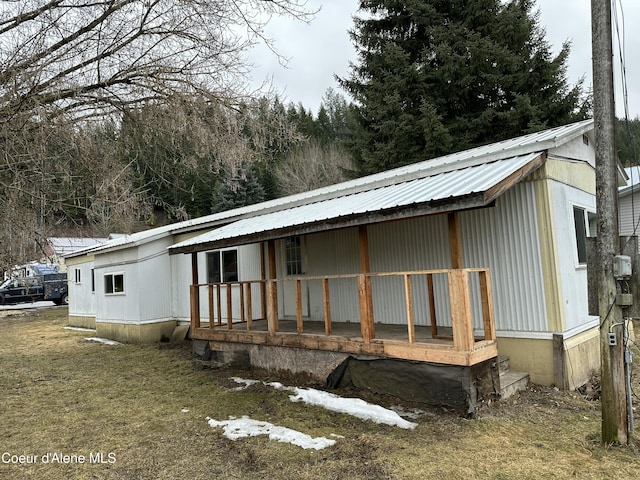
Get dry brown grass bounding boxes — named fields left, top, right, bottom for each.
left=1, top=307, right=640, bottom=479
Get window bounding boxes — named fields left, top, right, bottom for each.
left=573, top=206, right=596, bottom=265
left=74, top=268, right=81, bottom=284
left=207, top=250, right=238, bottom=283
left=285, top=236, right=302, bottom=275
left=104, top=273, right=124, bottom=294
left=91, top=269, right=95, bottom=293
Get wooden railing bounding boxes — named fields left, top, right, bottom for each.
left=190, top=268, right=497, bottom=365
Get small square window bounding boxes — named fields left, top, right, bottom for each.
left=104, top=273, right=124, bottom=294
left=573, top=206, right=595, bottom=265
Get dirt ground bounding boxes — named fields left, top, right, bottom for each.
left=1, top=306, right=640, bottom=480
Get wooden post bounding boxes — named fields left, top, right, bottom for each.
left=216, top=284, right=222, bottom=326
left=448, top=212, right=463, bottom=269
left=296, top=279, right=303, bottom=334
left=427, top=273, right=438, bottom=338
left=358, top=225, right=375, bottom=339
left=478, top=270, right=496, bottom=341
left=190, top=284, right=201, bottom=330
left=449, top=269, right=474, bottom=352
left=208, top=285, right=214, bottom=329
left=226, top=283, right=232, bottom=330
left=358, top=274, right=374, bottom=342
left=404, top=274, right=415, bottom=343
left=245, top=283, right=253, bottom=330
left=592, top=0, right=628, bottom=444
left=239, top=282, right=245, bottom=323
left=190, top=253, right=200, bottom=329
left=322, top=277, right=332, bottom=335
left=266, top=240, right=279, bottom=334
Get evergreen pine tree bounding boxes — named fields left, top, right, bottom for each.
left=339, top=0, right=590, bottom=175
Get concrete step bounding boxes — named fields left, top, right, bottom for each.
left=499, top=370, right=529, bottom=399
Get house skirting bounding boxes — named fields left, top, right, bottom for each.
left=497, top=327, right=600, bottom=389
left=96, top=320, right=177, bottom=343
left=68, top=314, right=96, bottom=329
left=194, top=340, right=498, bottom=413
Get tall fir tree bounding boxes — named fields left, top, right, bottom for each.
left=340, top=0, right=590, bottom=175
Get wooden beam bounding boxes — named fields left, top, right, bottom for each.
left=245, top=283, right=253, bottom=331
left=190, top=284, right=200, bottom=330
left=358, top=225, right=375, bottom=340
left=479, top=270, right=496, bottom=341
left=448, top=212, right=463, bottom=269
left=427, top=273, right=438, bottom=338
left=404, top=274, right=415, bottom=343
left=216, top=284, right=222, bottom=326
left=322, top=278, right=332, bottom=336
left=448, top=270, right=474, bottom=352
left=359, top=225, right=371, bottom=273
left=266, top=240, right=279, bottom=334
left=208, top=285, right=214, bottom=329
left=226, top=284, right=232, bottom=330
left=296, top=279, right=303, bottom=334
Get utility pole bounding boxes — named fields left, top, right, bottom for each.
left=591, top=0, right=628, bottom=444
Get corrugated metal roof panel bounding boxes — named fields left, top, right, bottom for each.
left=171, top=152, right=541, bottom=251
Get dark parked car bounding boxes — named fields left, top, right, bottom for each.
left=0, top=273, right=68, bottom=305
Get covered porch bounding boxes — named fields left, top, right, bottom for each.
left=186, top=215, right=498, bottom=367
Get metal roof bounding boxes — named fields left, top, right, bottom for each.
left=67, top=119, right=593, bottom=258
left=169, top=152, right=545, bottom=253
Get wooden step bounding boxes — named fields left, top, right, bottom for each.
left=499, top=370, right=529, bottom=399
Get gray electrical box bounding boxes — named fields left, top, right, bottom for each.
left=613, top=255, right=632, bottom=279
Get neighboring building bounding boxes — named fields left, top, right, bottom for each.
left=66, top=119, right=621, bottom=392
left=619, top=166, right=640, bottom=245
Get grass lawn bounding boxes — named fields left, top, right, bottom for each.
left=1, top=307, right=640, bottom=479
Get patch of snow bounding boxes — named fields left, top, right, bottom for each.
left=84, top=337, right=121, bottom=346
left=230, top=377, right=419, bottom=430
left=289, top=388, right=418, bottom=429
left=64, top=326, right=96, bottom=332
left=206, top=416, right=336, bottom=450
left=231, top=377, right=261, bottom=390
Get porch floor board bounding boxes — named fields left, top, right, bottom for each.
left=203, top=318, right=453, bottom=344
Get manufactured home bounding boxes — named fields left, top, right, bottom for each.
left=67, top=119, right=618, bottom=404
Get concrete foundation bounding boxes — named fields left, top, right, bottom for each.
left=67, top=315, right=96, bottom=329
left=194, top=340, right=499, bottom=413
left=96, top=320, right=177, bottom=343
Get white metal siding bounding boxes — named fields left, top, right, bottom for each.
left=289, top=183, right=548, bottom=333
left=67, top=260, right=95, bottom=317
left=552, top=181, right=596, bottom=331
left=304, top=229, right=361, bottom=322
left=461, top=182, right=547, bottom=332
left=619, top=190, right=640, bottom=239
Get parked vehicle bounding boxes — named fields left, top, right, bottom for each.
left=0, top=273, right=68, bottom=305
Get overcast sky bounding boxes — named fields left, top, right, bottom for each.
left=247, top=0, right=640, bottom=119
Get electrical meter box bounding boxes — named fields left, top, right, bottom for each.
left=613, top=255, right=632, bottom=279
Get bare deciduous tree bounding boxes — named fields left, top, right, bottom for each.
left=274, top=142, right=352, bottom=195
left=0, top=0, right=313, bottom=269
left=0, top=0, right=312, bottom=121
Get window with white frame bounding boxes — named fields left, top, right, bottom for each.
left=91, top=269, right=95, bottom=293
left=285, top=236, right=302, bottom=275
left=104, top=273, right=124, bottom=294
left=207, top=250, right=238, bottom=283
left=74, top=268, right=81, bottom=284
left=573, top=206, right=596, bottom=265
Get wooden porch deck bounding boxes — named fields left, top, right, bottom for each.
left=189, top=268, right=499, bottom=367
